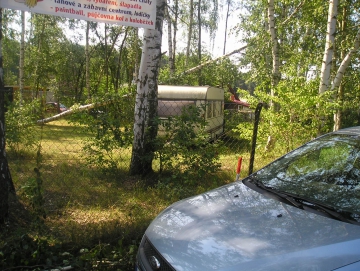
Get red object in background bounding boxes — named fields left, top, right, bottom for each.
left=236, top=157, right=242, bottom=174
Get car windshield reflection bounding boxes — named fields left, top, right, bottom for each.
left=250, top=134, right=360, bottom=221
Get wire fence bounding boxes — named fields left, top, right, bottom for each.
left=6, top=90, right=258, bottom=215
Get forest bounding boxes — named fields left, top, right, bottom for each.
left=0, top=0, right=360, bottom=270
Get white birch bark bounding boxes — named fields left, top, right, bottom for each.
left=332, top=28, right=360, bottom=131
left=130, top=0, right=166, bottom=175
left=0, top=8, right=15, bottom=224
left=179, top=45, right=247, bottom=76
left=85, top=21, right=90, bottom=99
left=19, top=11, right=25, bottom=105
left=265, top=0, right=280, bottom=151
left=319, top=0, right=338, bottom=94
left=185, top=0, right=194, bottom=66
left=331, top=28, right=360, bottom=91
left=223, top=0, right=230, bottom=55
left=171, top=0, right=178, bottom=74
left=197, top=0, right=202, bottom=85
left=165, top=4, right=174, bottom=74
left=268, top=0, right=280, bottom=88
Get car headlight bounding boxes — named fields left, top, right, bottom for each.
left=136, top=235, right=175, bottom=271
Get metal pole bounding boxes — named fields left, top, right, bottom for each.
left=248, top=102, right=263, bottom=175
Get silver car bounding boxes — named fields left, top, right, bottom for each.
left=136, top=126, right=360, bottom=271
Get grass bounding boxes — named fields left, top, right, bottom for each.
left=1, top=118, right=282, bottom=270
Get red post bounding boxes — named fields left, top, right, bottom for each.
left=236, top=157, right=242, bottom=174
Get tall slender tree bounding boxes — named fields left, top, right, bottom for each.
left=130, top=0, right=166, bottom=175
left=19, top=11, right=25, bottom=104
left=85, top=21, right=91, bottom=99
left=223, top=0, right=231, bottom=55
left=165, top=4, right=174, bottom=74
left=197, top=0, right=202, bottom=85
left=0, top=8, right=15, bottom=224
left=186, top=0, right=195, bottom=66
left=319, top=0, right=338, bottom=94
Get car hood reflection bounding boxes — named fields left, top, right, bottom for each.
left=145, top=180, right=360, bottom=271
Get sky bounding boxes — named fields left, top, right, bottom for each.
left=51, top=2, right=246, bottom=66
left=160, top=9, right=243, bottom=58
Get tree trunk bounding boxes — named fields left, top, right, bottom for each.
left=268, top=0, right=281, bottom=89
left=265, top=0, right=280, bottom=151
left=185, top=0, right=194, bottom=66
left=319, top=0, right=338, bottom=94
left=85, top=21, right=90, bottom=99
left=104, top=24, right=109, bottom=92
left=115, top=27, right=129, bottom=92
left=178, top=45, right=247, bottom=76
left=171, top=0, right=178, bottom=74
left=129, top=0, right=166, bottom=176
left=19, top=11, right=25, bottom=105
left=332, top=26, right=360, bottom=131
left=165, top=4, right=174, bottom=75
left=85, top=21, right=91, bottom=99
left=197, top=0, right=202, bottom=85
left=223, top=0, right=230, bottom=55
left=332, top=28, right=360, bottom=91
left=333, top=83, right=343, bottom=131
left=0, top=8, right=15, bottom=224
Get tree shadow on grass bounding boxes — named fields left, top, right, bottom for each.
left=0, top=193, right=57, bottom=270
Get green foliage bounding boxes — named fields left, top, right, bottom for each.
left=77, top=238, right=138, bottom=270
left=236, top=0, right=360, bottom=134
left=0, top=235, right=60, bottom=270
left=70, top=92, right=135, bottom=172
left=0, top=234, right=139, bottom=270
left=5, top=100, right=41, bottom=153
left=20, top=174, right=45, bottom=219
left=235, top=79, right=334, bottom=153
left=159, top=53, right=244, bottom=88
left=155, top=104, right=221, bottom=187
left=18, top=142, right=46, bottom=219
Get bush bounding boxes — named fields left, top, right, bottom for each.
left=5, top=100, right=41, bottom=153
left=155, top=104, right=221, bottom=185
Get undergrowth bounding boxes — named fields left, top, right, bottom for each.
left=2, top=102, right=265, bottom=270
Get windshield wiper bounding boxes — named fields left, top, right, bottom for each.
left=250, top=177, right=303, bottom=209
left=275, top=190, right=360, bottom=225
left=247, top=176, right=360, bottom=225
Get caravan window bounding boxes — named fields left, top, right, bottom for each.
left=207, top=101, right=213, bottom=118
left=207, top=101, right=223, bottom=119
left=158, top=100, right=196, bottom=117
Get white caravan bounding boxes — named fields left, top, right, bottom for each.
left=157, top=85, right=224, bottom=139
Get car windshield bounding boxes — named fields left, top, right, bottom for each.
left=251, top=133, right=360, bottom=221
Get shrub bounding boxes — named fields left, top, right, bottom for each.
left=155, top=104, right=221, bottom=186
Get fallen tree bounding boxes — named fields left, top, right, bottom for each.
left=177, top=45, right=247, bottom=76
left=37, top=94, right=131, bottom=124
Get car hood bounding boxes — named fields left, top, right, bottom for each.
left=145, top=180, right=360, bottom=271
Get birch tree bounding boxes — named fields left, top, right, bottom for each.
left=0, top=8, right=15, bottom=224
left=197, top=0, right=202, bottom=85
left=85, top=21, right=91, bottom=99
left=165, top=4, right=174, bottom=75
left=130, top=0, right=166, bottom=176
left=171, top=0, right=179, bottom=74
left=223, top=0, right=231, bottom=55
left=319, top=0, right=338, bottom=94
left=318, top=0, right=360, bottom=131
left=186, top=0, right=195, bottom=66
left=265, top=0, right=280, bottom=151
left=19, top=11, right=25, bottom=104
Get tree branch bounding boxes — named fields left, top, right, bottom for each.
left=177, top=45, right=247, bottom=76
left=281, top=0, right=306, bottom=25
left=36, top=94, right=131, bottom=124
left=331, top=28, right=360, bottom=90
